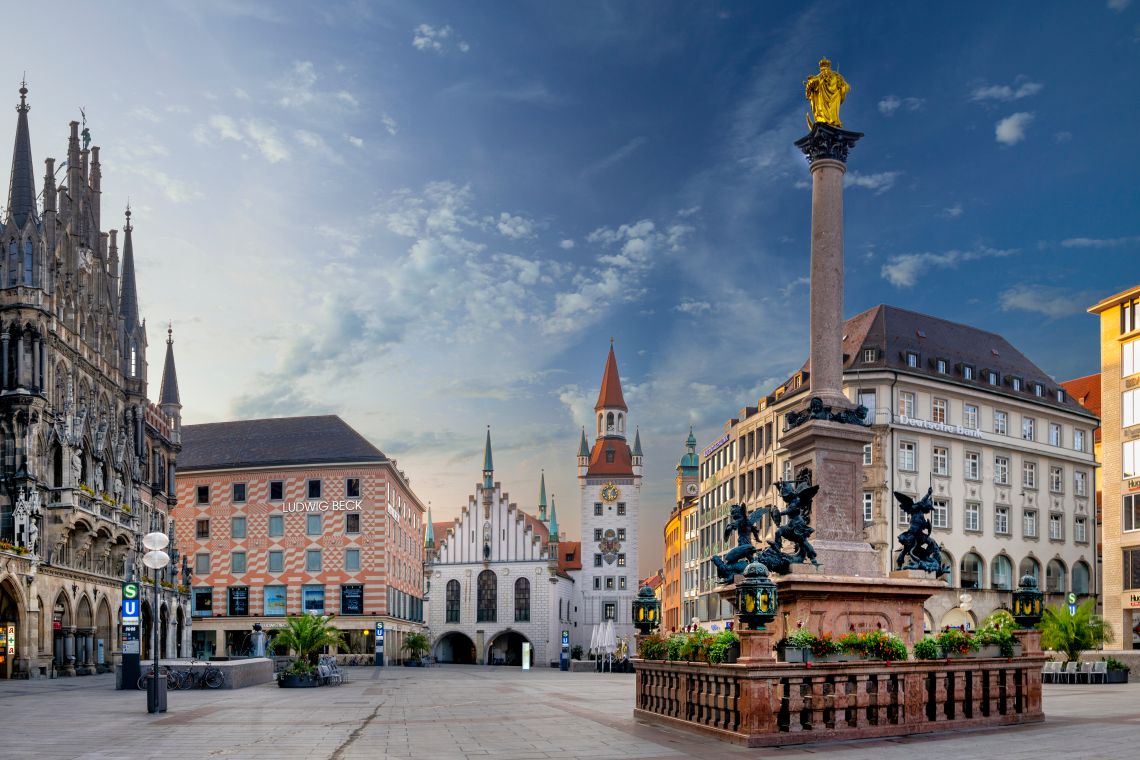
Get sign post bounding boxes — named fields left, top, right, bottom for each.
left=559, top=629, right=570, bottom=672
left=119, top=582, right=141, bottom=691
left=374, top=622, right=385, bottom=666
left=1068, top=591, right=1077, bottom=617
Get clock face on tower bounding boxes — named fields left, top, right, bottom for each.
left=686, top=483, right=698, bottom=495
left=601, top=482, right=621, bottom=502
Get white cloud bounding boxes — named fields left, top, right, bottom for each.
left=559, top=239, right=575, bottom=250
left=581, top=136, right=647, bottom=178
left=122, top=165, right=202, bottom=204
left=844, top=170, right=902, bottom=194
left=942, top=203, right=963, bottom=219
left=195, top=115, right=291, bottom=162
left=413, top=23, right=468, bottom=54
left=1108, top=0, right=1131, bottom=11
left=132, top=106, right=162, bottom=123
left=1060, top=235, right=1140, bottom=248
left=971, top=78, right=1044, bottom=102
left=244, top=120, right=290, bottom=162
left=674, top=300, right=712, bottom=315
left=277, top=61, right=318, bottom=107
left=999, top=284, right=1086, bottom=319
left=347, top=135, right=364, bottom=148
left=1054, top=131, right=1073, bottom=143
left=995, top=112, right=1034, bottom=145
left=881, top=247, right=1016, bottom=287
left=208, top=114, right=243, bottom=141
left=493, top=212, right=536, bottom=240
left=381, top=114, right=398, bottom=136
left=294, top=129, right=342, bottom=164
left=878, top=95, right=923, bottom=116
left=335, top=90, right=359, bottom=108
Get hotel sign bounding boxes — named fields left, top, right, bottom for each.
left=897, top=415, right=983, bottom=440
left=702, top=434, right=730, bottom=459
left=1130, top=593, right=1140, bottom=608
left=1127, top=478, right=1140, bottom=494
left=281, top=500, right=363, bottom=513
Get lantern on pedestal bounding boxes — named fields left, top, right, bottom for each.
left=1011, top=573, right=1043, bottom=628
left=735, top=560, right=778, bottom=630
left=632, top=585, right=660, bottom=635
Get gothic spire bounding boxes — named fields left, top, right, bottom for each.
left=424, top=505, right=435, bottom=549
left=548, top=495, right=559, bottom=542
left=159, top=324, right=180, bottom=406
left=632, top=428, right=643, bottom=457
left=482, top=426, right=494, bottom=489
left=120, top=206, right=139, bottom=328
left=594, top=338, right=628, bottom=411
left=538, top=470, right=548, bottom=522
left=6, top=79, right=37, bottom=229
left=578, top=427, right=590, bottom=457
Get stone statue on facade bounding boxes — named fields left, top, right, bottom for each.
left=893, top=488, right=950, bottom=577
left=711, top=503, right=766, bottom=582
left=71, top=448, right=83, bottom=486
left=182, top=556, right=192, bottom=587
left=784, top=396, right=871, bottom=432
left=804, top=57, right=850, bottom=129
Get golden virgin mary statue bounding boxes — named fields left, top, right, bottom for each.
left=804, top=58, right=850, bottom=129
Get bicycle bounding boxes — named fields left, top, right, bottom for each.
left=136, top=664, right=179, bottom=691
left=181, top=659, right=225, bottom=689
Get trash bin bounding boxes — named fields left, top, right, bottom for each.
left=146, top=672, right=168, bottom=714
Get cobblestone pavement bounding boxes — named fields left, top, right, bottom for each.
left=0, top=666, right=1136, bottom=759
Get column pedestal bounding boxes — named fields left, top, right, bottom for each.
left=737, top=628, right=776, bottom=665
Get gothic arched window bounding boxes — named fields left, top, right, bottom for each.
left=23, top=240, right=32, bottom=286
left=445, top=579, right=460, bottom=623
left=514, top=577, right=530, bottom=622
left=476, top=570, right=496, bottom=623
left=7, top=240, right=16, bottom=286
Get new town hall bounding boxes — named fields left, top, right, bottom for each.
left=0, top=84, right=183, bottom=677
left=425, top=344, right=644, bottom=666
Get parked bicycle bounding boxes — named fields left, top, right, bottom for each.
left=174, top=659, right=225, bottom=689
left=136, top=664, right=179, bottom=690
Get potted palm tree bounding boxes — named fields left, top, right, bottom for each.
left=1038, top=599, right=1112, bottom=667
left=401, top=632, right=430, bottom=666
left=275, top=613, right=346, bottom=687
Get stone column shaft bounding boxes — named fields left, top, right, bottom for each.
left=807, top=158, right=848, bottom=409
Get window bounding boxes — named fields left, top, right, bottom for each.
left=195, top=552, right=210, bottom=575
left=862, top=443, right=872, bottom=465
left=593, top=577, right=601, bottom=590
left=898, top=391, right=915, bottom=418
left=268, top=514, right=284, bottom=537
left=605, top=449, right=615, bottom=464
left=231, top=516, right=247, bottom=539
left=1056, top=389, right=1066, bottom=403
left=1128, top=549, right=1140, bottom=590
left=232, top=483, right=247, bottom=503
left=196, top=519, right=210, bottom=539
left=196, top=485, right=210, bottom=504
left=932, top=446, right=949, bottom=476
left=594, top=528, right=603, bottom=541
left=963, top=404, right=978, bottom=430
left=932, top=398, right=947, bottom=424
left=994, top=456, right=1010, bottom=485
left=604, top=603, right=616, bottom=620
left=1019, top=558, right=1040, bottom=583
left=960, top=553, right=982, bottom=589
left=1125, top=338, right=1139, bottom=377
left=305, top=549, right=322, bottom=572
left=1050, top=466, right=1064, bottom=493
left=1125, top=389, right=1140, bottom=428
left=231, top=551, right=246, bottom=573
left=906, top=352, right=919, bottom=368
left=307, top=480, right=322, bottom=499
left=511, top=577, right=530, bottom=622
left=858, top=390, right=877, bottom=418
left=605, top=576, right=615, bottom=590
left=1011, top=377, right=1022, bottom=392
left=963, top=365, right=975, bottom=380
left=995, top=507, right=1010, bottom=535
left=987, top=370, right=998, bottom=386
left=619, top=576, right=627, bottom=590
left=264, top=585, right=286, bottom=616
left=862, top=492, right=873, bottom=523
left=1126, top=440, right=1138, bottom=478
left=1124, top=494, right=1140, bottom=532
left=965, top=451, right=980, bottom=481
left=346, top=477, right=361, bottom=498
left=1022, top=417, right=1035, bottom=441
left=477, top=570, right=497, bottom=622
left=445, top=580, right=460, bottom=623
left=617, top=553, right=627, bottom=567
left=898, top=441, right=916, bottom=471
left=1123, top=297, right=1140, bottom=334
left=1049, top=423, right=1062, bottom=447
left=936, top=359, right=948, bottom=374
left=346, top=513, right=360, bottom=534
left=193, top=588, right=213, bottom=617
left=269, top=480, right=284, bottom=501
left=302, top=585, right=325, bottom=614
left=22, top=240, right=32, bottom=285
left=1072, top=561, right=1090, bottom=594
left=1049, top=514, right=1063, bottom=540
left=1023, top=461, right=1037, bottom=489
left=268, top=550, right=284, bottom=573
left=617, top=528, right=626, bottom=541
left=994, top=410, right=1008, bottom=435
left=228, top=586, right=249, bottom=615
left=1033, top=383, right=1044, bottom=398
left=345, top=548, right=361, bottom=572
left=594, top=503, right=603, bottom=516
left=991, top=555, right=1013, bottom=591
left=306, top=514, right=322, bottom=535
left=1074, top=429, right=1086, bottom=452
left=862, top=348, right=876, bottom=363
left=594, top=553, right=602, bottom=567
left=965, top=502, right=980, bottom=532
left=617, top=502, right=627, bottom=516
left=932, top=498, right=949, bottom=530
left=1023, top=509, right=1037, bottom=538
left=1075, top=470, right=1088, bottom=497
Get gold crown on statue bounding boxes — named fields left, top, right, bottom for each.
left=818, top=57, right=832, bottom=69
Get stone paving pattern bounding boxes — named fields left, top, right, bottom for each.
left=0, top=666, right=1136, bottom=759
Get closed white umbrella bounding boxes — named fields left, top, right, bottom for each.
left=588, top=623, right=600, bottom=657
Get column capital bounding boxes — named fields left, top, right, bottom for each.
left=795, top=122, right=864, bottom=165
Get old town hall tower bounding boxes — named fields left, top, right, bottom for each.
left=573, top=341, right=642, bottom=652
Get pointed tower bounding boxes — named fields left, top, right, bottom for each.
left=481, top=427, right=494, bottom=491
left=159, top=325, right=182, bottom=443
left=538, top=470, right=548, bottom=523
left=548, top=495, right=559, bottom=549
left=632, top=427, right=644, bottom=477
left=119, top=206, right=147, bottom=390
left=675, top=427, right=699, bottom=505
left=6, top=80, right=37, bottom=230
left=594, top=338, right=628, bottom=440
left=577, top=427, right=590, bottom=477
left=424, top=505, right=435, bottom=550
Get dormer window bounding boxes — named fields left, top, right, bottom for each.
left=906, top=352, right=919, bottom=368
left=1033, top=383, right=1043, bottom=397
left=1011, top=377, right=1022, bottom=392
left=605, top=449, right=615, bottom=464
left=862, top=348, right=876, bottom=363
left=987, top=370, right=998, bottom=386
left=936, top=359, right=948, bottom=374
left=962, top=365, right=975, bottom=380
left=1056, top=389, right=1066, bottom=403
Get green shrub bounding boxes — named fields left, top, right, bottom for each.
left=975, top=627, right=1016, bottom=657
left=706, top=630, right=740, bottom=664
left=1039, top=600, right=1112, bottom=663
left=913, top=637, right=940, bottom=660
left=980, top=609, right=1017, bottom=633
left=638, top=634, right=667, bottom=660
left=680, top=629, right=713, bottom=661
left=666, top=635, right=686, bottom=662
left=935, top=628, right=979, bottom=656
left=1104, top=657, right=1130, bottom=672
left=571, top=645, right=583, bottom=660
left=785, top=628, right=841, bottom=657
left=837, top=630, right=907, bottom=661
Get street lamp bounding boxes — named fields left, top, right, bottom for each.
left=142, top=532, right=170, bottom=714
left=735, top=561, right=778, bottom=630
left=632, top=585, right=660, bottom=635
left=1011, top=573, right=1043, bottom=628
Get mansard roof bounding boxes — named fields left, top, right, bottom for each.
left=179, top=415, right=386, bottom=471
left=587, top=437, right=634, bottom=476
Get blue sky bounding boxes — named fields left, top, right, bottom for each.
left=6, top=1, right=1139, bottom=570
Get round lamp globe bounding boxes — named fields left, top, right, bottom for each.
left=143, top=532, right=170, bottom=551
left=143, top=549, right=171, bottom=570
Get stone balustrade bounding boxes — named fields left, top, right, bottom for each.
left=634, top=653, right=1045, bottom=747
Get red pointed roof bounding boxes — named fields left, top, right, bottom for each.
left=594, top=343, right=628, bottom=411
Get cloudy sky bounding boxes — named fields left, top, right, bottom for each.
left=6, top=1, right=1138, bottom=572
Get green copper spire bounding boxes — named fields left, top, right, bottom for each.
left=538, top=470, right=548, bottom=522
left=482, top=427, right=494, bottom=489
left=548, top=495, right=559, bottom=542
left=686, top=426, right=697, bottom=448
left=678, top=426, right=699, bottom=476
left=632, top=427, right=643, bottom=457
left=578, top=427, right=590, bottom=457
left=424, top=506, right=435, bottom=548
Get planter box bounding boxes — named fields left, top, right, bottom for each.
left=780, top=647, right=808, bottom=663
left=278, top=673, right=320, bottom=688
left=1106, top=670, right=1129, bottom=684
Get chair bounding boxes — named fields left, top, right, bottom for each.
left=1041, top=661, right=1059, bottom=684
left=1061, top=661, right=1079, bottom=684
left=1088, top=660, right=1107, bottom=684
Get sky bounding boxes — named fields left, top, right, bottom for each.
left=4, top=1, right=1139, bottom=574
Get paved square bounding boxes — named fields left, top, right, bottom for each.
left=0, top=667, right=1135, bottom=759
